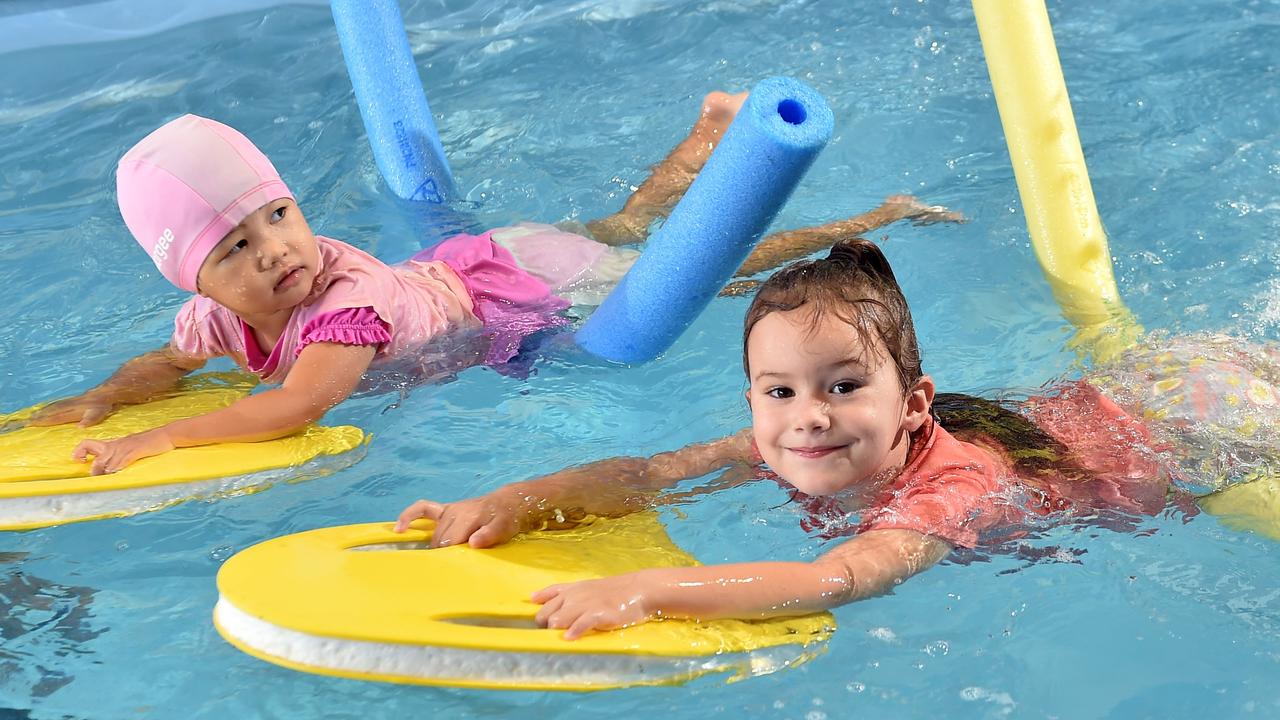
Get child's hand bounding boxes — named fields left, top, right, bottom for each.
left=72, top=429, right=175, bottom=475
left=883, top=194, right=967, bottom=226
left=394, top=494, right=523, bottom=548
left=532, top=572, right=658, bottom=640
left=29, top=393, right=116, bottom=427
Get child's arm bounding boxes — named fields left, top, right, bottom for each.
left=732, top=195, right=966, bottom=279
left=29, top=346, right=208, bottom=427
left=71, top=342, right=376, bottom=474
left=533, top=528, right=952, bottom=639
left=393, top=430, right=757, bottom=547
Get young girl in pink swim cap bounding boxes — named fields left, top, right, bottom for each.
left=31, top=94, right=964, bottom=475
left=394, top=237, right=1280, bottom=638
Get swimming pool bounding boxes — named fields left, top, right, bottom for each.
left=2, top=0, right=1278, bottom=716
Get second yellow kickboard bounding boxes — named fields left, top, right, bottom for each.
left=0, top=373, right=366, bottom=531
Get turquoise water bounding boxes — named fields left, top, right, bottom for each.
left=2, top=0, right=1279, bottom=717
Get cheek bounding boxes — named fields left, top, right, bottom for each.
left=750, top=413, right=785, bottom=462
left=756, top=444, right=785, bottom=471
left=749, top=404, right=776, bottom=436
left=847, top=398, right=899, bottom=429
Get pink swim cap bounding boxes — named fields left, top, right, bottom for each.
left=116, top=114, right=294, bottom=292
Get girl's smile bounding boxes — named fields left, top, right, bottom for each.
left=788, top=444, right=846, bottom=459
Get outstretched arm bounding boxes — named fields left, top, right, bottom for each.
left=535, top=528, right=952, bottom=639
left=732, top=195, right=966, bottom=280
left=585, top=92, right=747, bottom=246
left=394, top=429, right=757, bottom=547
left=28, top=346, right=207, bottom=427
left=71, top=342, right=375, bottom=474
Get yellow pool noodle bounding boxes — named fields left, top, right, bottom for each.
left=973, top=0, right=1142, bottom=363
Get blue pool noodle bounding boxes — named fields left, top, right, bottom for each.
left=575, top=77, right=834, bottom=363
left=330, top=0, right=455, bottom=204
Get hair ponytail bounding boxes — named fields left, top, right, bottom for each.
left=826, top=238, right=899, bottom=286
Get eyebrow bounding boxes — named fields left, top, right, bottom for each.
left=751, top=356, right=868, bottom=382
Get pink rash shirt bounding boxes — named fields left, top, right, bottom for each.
left=170, top=235, right=479, bottom=384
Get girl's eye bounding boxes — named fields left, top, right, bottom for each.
left=766, top=386, right=795, bottom=399
left=226, top=238, right=248, bottom=257
left=830, top=380, right=859, bottom=395
left=271, top=206, right=287, bottom=222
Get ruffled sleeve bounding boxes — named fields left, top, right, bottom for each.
left=296, top=306, right=391, bottom=356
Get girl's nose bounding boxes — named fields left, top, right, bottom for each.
left=795, top=399, right=831, bottom=432
left=257, top=236, right=290, bottom=269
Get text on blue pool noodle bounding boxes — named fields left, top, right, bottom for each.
left=330, top=0, right=455, bottom=204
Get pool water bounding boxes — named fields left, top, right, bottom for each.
left=2, top=0, right=1279, bottom=717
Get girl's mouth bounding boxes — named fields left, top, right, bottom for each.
left=275, top=267, right=304, bottom=291
left=788, top=445, right=844, bottom=459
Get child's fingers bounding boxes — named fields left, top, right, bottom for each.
left=78, top=405, right=112, bottom=427
left=99, top=445, right=133, bottom=475
left=393, top=500, right=443, bottom=532
left=72, top=439, right=104, bottom=462
left=531, top=584, right=564, bottom=604
left=430, top=516, right=463, bottom=547
left=563, top=613, right=603, bottom=641
left=535, top=596, right=569, bottom=629
left=75, top=440, right=136, bottom=474
left=468, top=524, right=498, bottom=548
left=103, top=454, right=127, bottom=475
left=469, top=517, right=515, bottom=548
left=416, top=500, right=446, bottom=520
left=431, top=513, right=490, bottom=548
left=90, top=448, right=117, bottom=475
left=535, top=591, right=565, bottom=625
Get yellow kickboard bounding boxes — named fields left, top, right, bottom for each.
left=1199, top=470, right=1280, bottom=541
left=0, top=373, right=365, bottom=531
left=215, top=512, right=835, bottom=690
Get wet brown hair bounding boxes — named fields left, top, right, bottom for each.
left=742, top=238, right=921, bottom=393
left=741, top=238, right=1085, bottom=484
left=930, top=393, right=1076, bottom=480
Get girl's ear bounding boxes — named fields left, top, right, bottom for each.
left=902, top=375, right=936, bottom=432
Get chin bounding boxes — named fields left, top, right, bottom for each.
left=782, top=472, right=854, bottom=498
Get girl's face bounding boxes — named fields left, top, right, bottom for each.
left=745, top=308, right=934, bottom=496
left=195, top=199, right=319, bottom=319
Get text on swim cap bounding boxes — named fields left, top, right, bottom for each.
left=153, top=228, right=174, bottom=264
